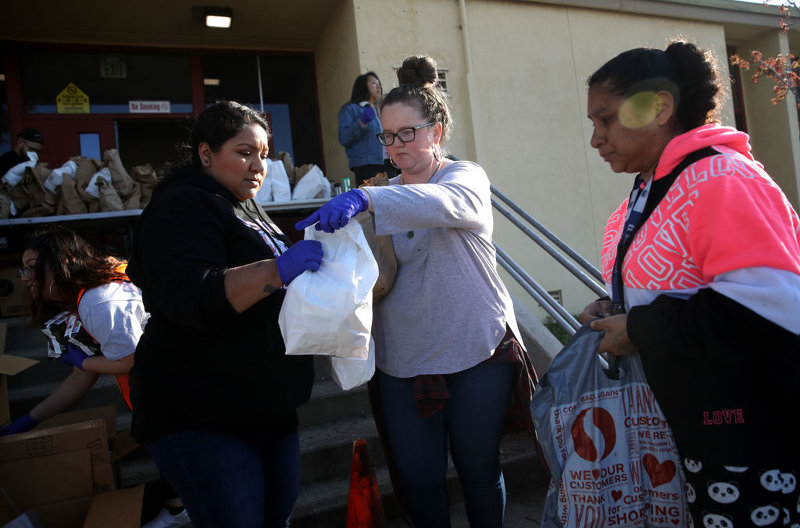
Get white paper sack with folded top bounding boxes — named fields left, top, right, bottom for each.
left=279, top=221, right=378, bottom=361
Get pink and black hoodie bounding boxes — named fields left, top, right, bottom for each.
left=600, top=124, right=800, bottom=465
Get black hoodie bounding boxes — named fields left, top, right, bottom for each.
left=126, top=166, right=314, bottom=444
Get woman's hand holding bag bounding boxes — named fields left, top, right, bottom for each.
left=295, top=189, right=369, bottom=233
left=276, top=240, right=323, bottom=285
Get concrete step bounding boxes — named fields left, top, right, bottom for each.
left=291, top=430, right=542, bottom=528
left=2, top=317, right=549, bottom=527
left=299, top=377, right=372, bottom=427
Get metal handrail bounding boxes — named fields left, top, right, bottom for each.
left=491, top=185, right=603, bottom=283
left=492, top=198, right=606, bottom=299
left=491, top=186, right=606, bottom=335
left=495, top=247, right=581, bottom=334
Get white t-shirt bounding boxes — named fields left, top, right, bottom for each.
left=77, top=281, right=149, bottom=361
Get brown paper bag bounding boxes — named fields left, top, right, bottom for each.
left=103, top=149, right=135, bottom=198
left=274, top=151, right=295, bottom=186
left=97, top=177, right=124, bottom=212
left=56, top=176, right=89, bottom=215
left=124, top=182, right=141, bottom=210
left=29, top=165, right=58, bottom=209
left=6, top=181, right=30, bottom=212
left=356, top=173, right=397, bottom=302
left=131, top=164, right=158, bottom=207
left=294, top=164, right=314, bottom=184
left=73, top=157, right=102, bottom=213
left=355, top=211, right=397, bottom=302
left=14, top=165, right=56, bottom=217
left=0, top=193, right=13, bottom=218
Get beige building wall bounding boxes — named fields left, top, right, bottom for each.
left=352, top=0, right=471, bottom=162
left=348, top=0, right=733, bottom=318
left=316, top=0, right=361, bottom=183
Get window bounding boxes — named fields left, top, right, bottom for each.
left=391, top=66, right=449, bottom=94
left=202, top=53, right=321, bottom=167
left=547, top=289, right=563, bottom=306
left=436, top=69, right=448, bottom=94
left=20, top=48, right=192, bottom=114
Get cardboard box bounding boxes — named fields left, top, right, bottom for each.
left=0, top=323, right=39, bottom=424
left=82, top=485, right=143, bottom=528
left=0, top=254, right=28, bottom=318
left=0, top=419, right=116, bottom=527
left=36, top=405, right=118, bottom=442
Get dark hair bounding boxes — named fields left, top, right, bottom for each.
left=189, top=101, right=270, bottom=168
left=588, top=39, right=723, bottom=131
left=349, top=72, right=381, bottom=104
left=380, top=55, right=452, bottom=147
left=24, top=226, right=126, bottom=324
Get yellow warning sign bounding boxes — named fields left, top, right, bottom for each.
left=56, top=83, right=90, bottom=114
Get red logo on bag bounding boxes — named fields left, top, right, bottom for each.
left=642, top=454, right=676, bottom=487
left=571, top=407, right=616, bottom=462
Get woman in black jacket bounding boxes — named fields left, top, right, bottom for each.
left=127, top=101, right=322, bottom=528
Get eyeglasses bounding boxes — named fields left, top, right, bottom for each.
left=18, top=265, right=35, bottom=279
left=376, top=123, right=435, bottom=146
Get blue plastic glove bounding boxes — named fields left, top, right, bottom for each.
left=58, top=343, right=89, bottom=370
left=0, top=412, right=38, bottom=437
left=295, top=189, right=369, bottom=234
left=359, top=105, right=376, bottom=125
left=276, top=240, right=324, bottom=285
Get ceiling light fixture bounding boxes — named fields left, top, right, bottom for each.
left=192, top=6, right=233, bottom=29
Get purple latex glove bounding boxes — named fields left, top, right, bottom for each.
left=0, top=412, right=37, bottom=436
left=359, top=105, right=376, bottom=125
left=58, top=343, right=89, bottom=370
left=295, top=189, right=369, bottom=234
left=276, top=240, right=323, bottom=285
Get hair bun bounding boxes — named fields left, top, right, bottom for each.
left=397, top=55, right=438, bottom=88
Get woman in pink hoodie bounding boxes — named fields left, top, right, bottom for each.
left=583, top=39, right=800, bottom=526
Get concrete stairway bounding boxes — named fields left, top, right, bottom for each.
left=3, top=315, right=552, bottom=527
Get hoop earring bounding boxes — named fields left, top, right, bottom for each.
left=48, top=281, right=54, bottom=298
left=389, top=157, right=399, bottom=170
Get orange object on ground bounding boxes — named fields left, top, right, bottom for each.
left=345, top=438, right=386, bottom=528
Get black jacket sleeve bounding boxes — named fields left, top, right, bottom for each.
left=130, top=187, right=238, bottom=330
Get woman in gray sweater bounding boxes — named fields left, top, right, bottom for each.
left=297, top=55, right=532, bottom=528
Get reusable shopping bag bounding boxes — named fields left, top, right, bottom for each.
left=279, top=221, right=379, bottom=360
left=530, top=324, right=690, bottom=528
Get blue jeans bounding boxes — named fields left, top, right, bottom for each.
left=146, top=428, right=300, bottom=528
left=377, top=360, right=517, bottom=528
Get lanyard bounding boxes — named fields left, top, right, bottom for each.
left=611, top=175, right=651, bottom=313
left=607, top=147, right=717, bottom=315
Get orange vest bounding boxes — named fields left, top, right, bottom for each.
left=75, top=263, right=133, bottom=410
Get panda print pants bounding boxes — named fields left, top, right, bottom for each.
left=682, top=456, right=799, bottom=527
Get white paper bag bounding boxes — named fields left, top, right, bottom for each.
left=43, top=159, right=78, bottom=195
left=279, top=221, right=379, bottom=360
left=254, top=168, right=274, bottom=204
left=1, top=151, right=38, bottom=187
left=321, top=338, right=376, bottom=390
left=270, top=158, right=292, bottom=202
left=84, top=167, right=113, bottom=198
left=291, top=164, right=331, bottom=200
left=255, top=158, right=294, bottom=204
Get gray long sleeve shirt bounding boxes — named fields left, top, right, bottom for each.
left=361, top=161, right=519, bottom=378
